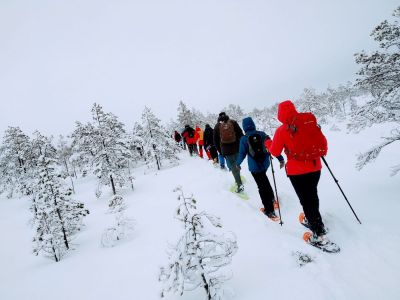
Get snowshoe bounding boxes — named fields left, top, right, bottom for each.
left=229, top=184, right=249, bottom=200
left=260, top=208, right=280, bottom=222
left=299, top=212, right=310, bottom=229
left=299, top=212, right=329, bottom=233
left=303, top=232, right=340, bottom=253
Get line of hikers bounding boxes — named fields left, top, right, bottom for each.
left=173, top=100, right=329, bottom=244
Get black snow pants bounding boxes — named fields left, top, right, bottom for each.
left=289, top=171, right=326, bottom=236
left=251, top=171, right=275, bottom=214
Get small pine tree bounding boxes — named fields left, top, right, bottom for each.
left=101, top=194, right=134, bottom=248
left=0, top=126, right=32, bottom=198
left=56, top=135, right=76, bottom=193
left=160, top=187, right=238, bottom=300
left=177, top=101, right=195, bottom=128
left=31, top=133, right=88, bottom=262
left=72, top=103, right=133, bottom=195
left=141, top=107, right=179, bottom=170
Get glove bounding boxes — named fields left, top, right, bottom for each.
left=279, top=160, right=285, bottom=169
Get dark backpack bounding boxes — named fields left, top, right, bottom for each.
left=287, top=112, right=328, bottom=160
left=188, top=128, right=195, bottom=138
left=219, top=121, right=236, bottom=144
left=248, top=133, right=268, bottom=162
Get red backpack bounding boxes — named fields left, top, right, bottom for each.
left=286, top=112, right=327, bottom=160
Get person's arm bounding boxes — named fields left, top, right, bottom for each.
left=265, top=134, right=284, bottom=162
left=233, top=120, right=244, bottom=139
left=237, top=136, right=248, bottom=166
left=265, top=127, right=285, bottom=157
left=213, top=125, right=221, bottom=154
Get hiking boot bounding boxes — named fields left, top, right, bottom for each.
left=308, top=233, right=329, bottom=245
left=266, top=212, right=280, bottom=222
left=235, top=184, right=244, bottom=193
left=260, top=208, right=280, bottom=222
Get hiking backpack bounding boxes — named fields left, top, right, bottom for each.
left=188, top=128, right=195, bottom=138
left=248, top=133, right=268, bottom=162
left=286, top=112, right=328, bottom=160
left=219, top=121, right=236, bottom=144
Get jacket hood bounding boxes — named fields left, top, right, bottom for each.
left=277, top=100, right=298, bottom=124
left=242, top=117, right=256, bottom=133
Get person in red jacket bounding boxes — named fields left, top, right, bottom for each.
left=265, top=100, right=327, bottom=243
left=181, top=125, right=199, bottom=156
left=195, top=126, right=205, bottom=158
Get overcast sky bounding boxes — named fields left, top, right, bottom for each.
left=0, top=0, right=398, bottom=136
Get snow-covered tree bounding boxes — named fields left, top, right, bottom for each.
left=351, top=6, right=400, bottom=174
left=249, top=104, right=280, bottom=134
left=56, top=135, right=76, bottom=193
left=141, top=107, right=179, bottom=170
left=222, top=104, right=245, bottom=123
left=101, top=194, right=134, bottom=248
left=160, top=187, right=238, bottom=300
left=203, top=112, right=219, bottom=128
left=131, top=122, right=146, bottom=161
left=72, top=103, right=133, bottom=195
left=177, top=101, right=194, bottom=128
left=296, top=88, right=329, bottom=123
left=31, top=133, right=88, bottom=262
left=0, top=126, right=32, bottom=198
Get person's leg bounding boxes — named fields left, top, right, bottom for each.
left=193, top=144, right=199, bottom=155
left=225, top=154, right=242, bottom=186
left=199, top=145, right=204, bottom=158
left=206, top=148, right=211, bottom=159
left=188, top=144, right=193, bottom=156
left=251, top=172, right=275, bottom=213
left=289, top=171, right=325, bottom=235
left=218, top=154, right=225, bottom=168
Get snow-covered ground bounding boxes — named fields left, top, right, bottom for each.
left=1, top=123, right=399, bottom=300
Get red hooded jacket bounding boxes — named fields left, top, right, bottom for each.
left=265, top=100, right=325, bottom=176
left=182, top=128, right=199, bottom=145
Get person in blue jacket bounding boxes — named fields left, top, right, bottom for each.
left=237, top=117, right=285, bottom=220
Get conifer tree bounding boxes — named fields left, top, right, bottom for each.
left=222, top=104, right=245, bottom=123
left=141, top=107, right=179, bottom=170
left=101, top=194, right=134, bottom=248
left=56, top=135, right=76, bottom=193
left=72, top=103, right=132, bottom=195
left=0, top=126, right=32, bottom=198
left=31, top=132, right=88, bottom=262
left=177, top=101, right=194, bottom=127
left=351, top=6, right=400, bottom=175
left=160, top=187, right=237, bottom=300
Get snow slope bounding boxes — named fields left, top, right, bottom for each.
left=0, top=124, right=399, bottom=300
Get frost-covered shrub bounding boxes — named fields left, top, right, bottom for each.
left=101, top=195, right=134, bottom=248
left=159, top=187, right=238, bottom=300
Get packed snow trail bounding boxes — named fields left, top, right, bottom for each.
left=1, top=125, right=400, bottom=300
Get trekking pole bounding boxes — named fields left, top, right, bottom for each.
left=269, top=155, right=283, bottom=226
left=321, top=156, right=362, bottom=224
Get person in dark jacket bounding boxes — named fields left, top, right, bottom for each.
left=203, top=124, right=218, bottom=161
left=237, top=117, right=285, bottom=220
left=214, top=112, right=244, bottom=192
